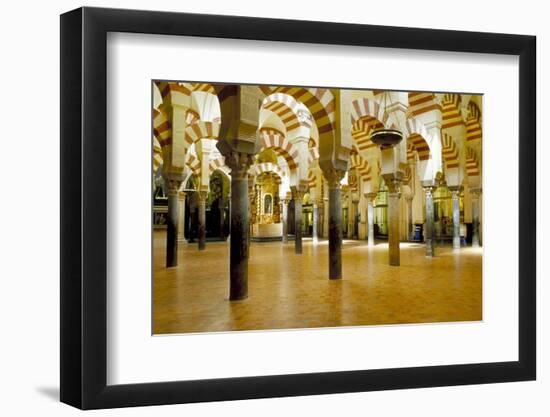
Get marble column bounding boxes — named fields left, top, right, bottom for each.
left=405, top=195, right=413, bottom=241
left=165, top=179, right=182, bottom=268
left=352, top=199, right=359, bottom=239
left=365, top=193, right=377, bottom=247
left=248, top=186, right=256, bottom=248
left=424, top=186, right=436, bottom=257
left=292, top=188, right=305, bottom=254
left=471, top=188, right=482, bottom=247
left=281, top=199, right=289, bottom=244
left=188, top=205, right=196, bottom=243
left=318, top=201, right=325, bottom=239
left=226, top=152, right=255, bottom=301
left=219, top=195, right=226, bottom=240
left=323, top=197, right=329, bottom=239
left=385, top=178, right=402, bottom=266
left=312, top=199, right=319, bottom=244
left=450, top=187, right=461, bottom=249
left=177, top=191, right=187, bottom=243
left=325, top=170, right=346, bottom=279
left=197, top=190, right=208, bottom=251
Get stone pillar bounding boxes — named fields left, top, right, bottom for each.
left=352, top=199, right=359, bottom=239
left=318, top=200, right=324, bottom=239
left=281, top=198, right=289, bottom=244
left=347, top=192, right=353, bottom=239
left=312, top=199, right=319, bottom=243
left=219, top=195, right=226, bottom=240
left=471, top=188, right=482, bottom=247
left=247, top=184, right=257, bottom=248
left=406, top=195, right=414, bottom=241
left=292, top=188, right=305, bottom=254
left=365, top=192, right=377, bottom=247
left=197, top=190, right=208, bottom=251
left=165, top=178, right=182, bottom=268
left=323, top=170, right=346, bottom=280
left=323, top=197, right=329, bottom=238
left=450, top=187, right=461, bottom=249
left=177, top=191, right=187, bottom=243
left=188, top=205, right=196, bottom=243
left=424, top=186, right=436, bottom=257
left=384, top=177, right=402, bottom=266
left=225, top=152, right=255, bottom=301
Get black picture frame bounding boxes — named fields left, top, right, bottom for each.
left=60, top=6, right=536, bottom=410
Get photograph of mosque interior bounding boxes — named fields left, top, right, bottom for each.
left=152, top=82, right=483, bottom=335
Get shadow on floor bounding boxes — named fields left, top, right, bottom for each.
left=36, top=386, right=59, bottom=401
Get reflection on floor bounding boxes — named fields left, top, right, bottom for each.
left=153, top=230, right=482, bottom=334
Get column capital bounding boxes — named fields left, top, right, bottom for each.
left=165, top=179, right=183, bottom=196
left=224, top=151, right=255, bottom=180
left=423, top=185, right=436, bottom=196
left=322, top=168, right=346, bottom=189
left=178, top=191, right=187, bottom=200
left=364, top=192, right=378, bottom=202
left=382, top=173, right=403, bottom=194
left=198, top=190, right=208, bottom=202
left=291, top=187, right=306, bottom=201
left=470, top=187, right=482, bottom=197
left=448, top=185, right=463, bottom=194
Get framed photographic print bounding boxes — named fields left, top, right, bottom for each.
left=60, top=6, right=536, bottom=410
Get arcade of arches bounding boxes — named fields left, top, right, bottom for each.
left=152, top=82, right=482, bottom=334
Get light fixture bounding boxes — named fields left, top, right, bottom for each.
left=370, top=91, right=404, bottom=147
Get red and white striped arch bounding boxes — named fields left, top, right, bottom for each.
left=153, top=137, right=163, bottom=173
left=259, top=86, right=335, bottom=137
left=261, top=93, right=312, bottom=134
left=441, top=133, right=460, bottom=170
left=258, top=128, right=299, bottom=172
left=465, top=147, right=480, bottom=177
left=466, top=101, right=482, bottom=142
left=208, top=157, right=231, bottom=179
left=408, top=92, right=440, bottom=118
left=184, top=121, right=221, bottom=148
left=306, top=169, right=317, bottom=190
left=350, top=98, right=391, bottom=152
left=251, top=162, right=284, bottom=184
left=184, top=152, right=201, bottom=176
left=441, top=93, right=464, bottom=130
left=153, top=108, right=171, bottom=147
left=404, top=118, right=431, bottom=161
left=350, top=153, right=372, bottom=183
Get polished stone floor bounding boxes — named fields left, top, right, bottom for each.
left=153, top=230, right=482, bottom=334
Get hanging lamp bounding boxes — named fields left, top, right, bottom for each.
left=370, top=92, right=403, bottom=148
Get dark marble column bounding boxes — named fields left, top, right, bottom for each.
left=406, top=195, right=413, bottom=241
left=177, top=192, right=187, bottom=243
left=424, top=186, right=436, bottom=257
left=318, top=200, right=324, bottom=239
left=471, top=188, right=482, bottom=248
left=328, top=180, right=343, bottom=279
left=225, top=152, right=255, bottom=301
left=165, top=178, right=182, bottom=268
left=312, top=199, right=319, bottom=243
left=321, top=169, right=346, bottom=280
left=365, top=192, right=377, bottom=247
left=352, top=199, right=359, bottom=239
left=281, top=199, right=289, bottom=243
left=450, top=188, right=461, bottom=249
left=219, top=195, right=226, bottom=240
left=385, top=178, right=402, bottom=266
left=292, top=188, right=305, bottom=254
left=197, top=190, right=208, bottom=251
